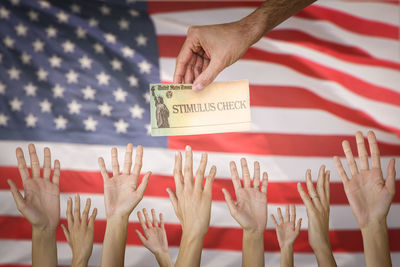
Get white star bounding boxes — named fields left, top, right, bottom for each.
left=129, top=9, right=139, bottom=17
left=66, top=70, right=79, bottom=83
left=3, top=36, right=15, bottom=48
left=0, top=7, right=10, bottom=19
left=56, top=11, right=69, bottom=23
left=15, top=23, right=28, bottom=36
left=82, top=86, right=96, bottom=100
left=145, top=123, right=151, bottom=135
left=46, top=26, right=57, bottom=38
left=62, top=40, right=75, bottom=53
left=121, top=46, right=134, bottom=58
left=52, top=84, right=65, bottom=98
left=39, top=99, right=52, bottom=113
left=54, top=115, right=68, bottom=130
left=138, top=60, right=151, bottom=74
left=76, top=27, right=87, bottom=39
left=118, top=18, right=129, bottom=30
left=8, top=67, right=20, bottom=80
left=0, top=113, right=9, bottom=126
left=33, top=39, right=44, bottom=52
left=93, top=43, right=104, bottom=54
left=37, top=68, right=48, bottom=81
left=25, top=113, right=38, bottom=128
left=70, top=4, right=81, bottom=13
left=68, top=100, right=82, bottom=114
left=0, top=82, right=6, bottom=94
left=136, top=34, right=147, bottom=46
left=96, top=72, right=110, bottom=85
left=79, top=55, right=92, bottom=69
left=10, top=97, right=23, bottom=111
left=98, top=102, right=112, bottom=116
left=113, top=88, right=127, bottom=102
left=128, top=75, right=138, bottom=87
left=100, top=5, right=111, bottom=15
left=110, top=58, right=122, bottom=71
left=24, top=83, right=37, bottom=96
left=143, top=92, right=150, bottom=103
left=104, top=33, right=116, bottom=44
left=83, top=116, right=98, bottom=131
left=28, top=10, right=39, bottom=21
left=38, top=0, right=50, bottom=8
left=88, top=18, right=98, bottom=27
left=49, top=55, right=62, bottom=68
left=21, top=52, right=32, bottom=64
left=129, top=104, right=145, bottom=119
left=114, top=119, right=128, bottom=133
left=10, top=0, right=20, bottom=6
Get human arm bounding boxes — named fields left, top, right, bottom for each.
left=334, top=131, right=395, bottom=267
left=98, top=144, right=152, bottom=267
left=297, top=166, right=337, bottom=267
left=271, top=205, right=302, bottom=267
left=136, top=209, right=173, bottom=267
left=173, top=0, right=316, bottom=90
left=61, top=195, right=97, bottom=267
left=7, top=144, right=60, bottom=267
left=166, top=146, right=216, bottom=267
left=221, top=159, right=268, bottom=267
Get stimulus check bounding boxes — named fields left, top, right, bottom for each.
left=150, top=80, right=251, bottom=136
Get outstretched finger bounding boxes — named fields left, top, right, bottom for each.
left=386, top=158, right=396, bottom=195
left=7, top=179, right=25, bottom=211
left=166, top=188, right=179, bottom=217
left=88, top=208, right=97, bottom=230
left=333, top=156, right=350, bottom=184
left=306, top=170, right=322, bottom=210
left=277, top=207, right=284, bottom=224
left=122, top=143, right=133, bottom=175
left=151, top=209, right=159, bottom=227
left=160, top=213, right=165, bottom=229
left=270, top=214, right=279, bottom=227
left=173, top=151, right=183, bottom=192
left=222, top=188, right=237, bottom=216
left=183, top=145, right=193, bottom=188
left=111, top=147, right=120, bottom=177
left=52, top=160, right=60, bottom=186
left=66, top=197, right=74, bottom=228
left=316, top=165, right=326, bottom=205
left=368, top=131, right=381, bottom=169
left=241, top=158, right=251, bottom=188
left=82, top=198, right=91, bottom=224
left=143, top=208, right=153, bottom=228
left=61, top=224, right=70, bottom=244
left=291, top=204, right=296, bottom=224
left=297, top=182, right=313, bottom=210
left=28, top=144, right=41, bottom=179
left=195, top=152, right=207, bottom=191
left=284, top=204, right=290, bottom=223
left=43, top=147, right=51, bottom=180
left=342, top=140, right=358, bottom=176
left=295, top=218, right=302, bottom=233
left=16, top=148, right=30, bottom=182
left=132, top=146, right=144, bottom=182
left=137, top=210, right=148, bottom=232
left=135, top=229, right=148, bottom=245
left=230, top=161, right=241, bottom=194
left=204, top=165, right=216, bottom=193
left=261, top=172, right=268, bottom=193
left=253, top=161, right=260, bottom=190
left=98, top=157, right=110, bottom=181
left=136, top=171, right=151, bottom=197
left=356, top=132, right=369, bottom=170
left=73, top=194, right=81, bottom=223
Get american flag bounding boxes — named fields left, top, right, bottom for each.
left=0, top=0, right=399, bottom=266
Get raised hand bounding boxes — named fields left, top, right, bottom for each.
left=271, top=205, right=301, bottom=267
left=166, top=145, right=216, bottom=267
left=98, top=144, right=151, bottom=220
left=136, top=209, right=173, bottom=267
left=334, top=131, right=395, bottom=267
left=222, top=159, right=268, bottom=267
left=297, top=166, right=337, bottom=267
left=7, top=144, right=60, bottom=267
left=61, top=195, right=97, bottom=267
left=334, top=131, right=396, bottom=228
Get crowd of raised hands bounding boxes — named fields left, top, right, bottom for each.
left=7, top=131, right=396, bottom=267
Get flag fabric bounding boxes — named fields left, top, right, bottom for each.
left=0, top=0, right=399, bottom=266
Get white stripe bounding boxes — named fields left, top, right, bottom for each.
left=1, top=191, right=400, bottom=230
left=252, top=38, right=400, bottom=91
left=160, top=58, right=400, bottom=129
left=1, top=240, right=400, bottom=267
left=0, top=141, right=399, bottom=182
left=151, top=8, right=400, bottom=63
left=315, top=1, right=399, bottom=26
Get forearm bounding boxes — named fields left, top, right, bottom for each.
left=71, top=257, right=89, bottom=267
left=101, top=216, right=129, bottom=267
left=242, top=230, right=264, bottom=267
left=280, top=245, right=294, bottom=267
left=361, top=221, right=392, bottom=267
left=32, top=227, right=57, bottom=267
left=155, top=251, right=174, bottom=267
left=175, top=233, right=205, bottom=267
left=312, top=244, right=337, bottom=267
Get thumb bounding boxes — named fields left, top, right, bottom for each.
left=193, top=58, right=224, bottom=91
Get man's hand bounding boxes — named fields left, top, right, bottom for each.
left=271, top=205, right=301, bottom=249
left=98, top=144, right=151, bottom=220
left=297, top=166, right=337, bottom=267
left=61, top=195, right=97, bottom=267
left=136, top=209, right=173, bottom=267
left=334, top=131, right=396, bottom=229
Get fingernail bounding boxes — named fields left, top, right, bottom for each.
left=185, top=145, right=191, bottom=151
left=175, top=151, right=179, bottom=157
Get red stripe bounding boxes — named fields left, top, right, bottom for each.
left=296, top=5, right=399, bottom=39
left=1, top=216, right=399, bottom=252
left=2, top=169, right=399, bottom=205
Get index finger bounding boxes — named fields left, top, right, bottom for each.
left=16, top=147, right=30, bottom=182
left=174, top=37, right=195, bottom=83
left=28, top=144, right=40, bottom=179
left=229, top=161, right=241, bottom=194
left=122, top=143, right=133, bottom=175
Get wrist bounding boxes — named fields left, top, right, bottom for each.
left=32, top=226, right=56, bottom=238
left=71, top=257, right=89, bottom=267
left=360, top=219, right=388, bottom=233
left=281, top=243, right=294, bottom=251
left=107, top=214, right=130, bottom=224
left=181, top=231, right=206, bottom=243
left=238, top=6, right=268, bottom=45
left=243, top=229, right=264, bottom=242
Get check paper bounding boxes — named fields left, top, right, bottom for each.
left=150, top=80, right=251, bottom=136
